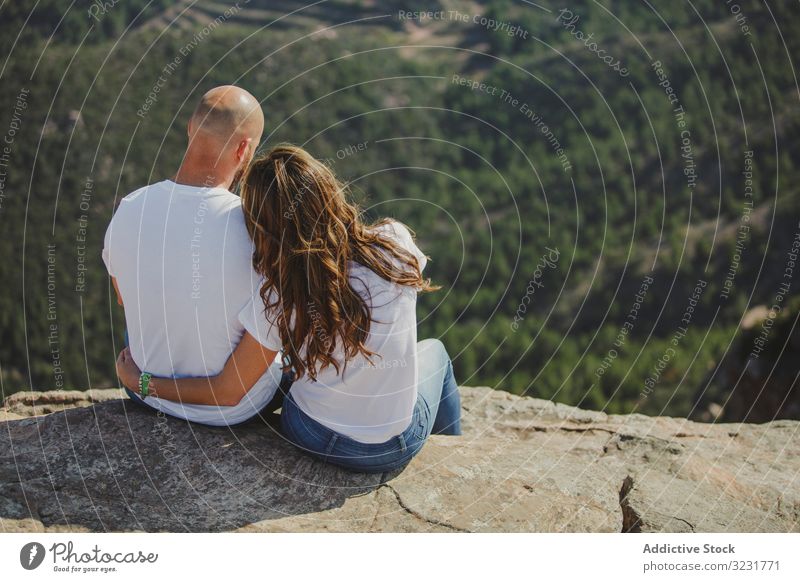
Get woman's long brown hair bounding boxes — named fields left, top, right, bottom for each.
left=240, top=144, right=437, bottom=380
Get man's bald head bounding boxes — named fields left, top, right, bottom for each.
left=190, top=85, right=264, bottom=148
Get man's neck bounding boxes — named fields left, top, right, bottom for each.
left=173, top=165, right=232, bottom=190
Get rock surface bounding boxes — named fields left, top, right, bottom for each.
left=1, top=387, right=798, bottom=532
left=2, top=388, right=126, bottom=417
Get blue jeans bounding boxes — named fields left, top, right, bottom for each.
left=280, top=338, right=461, bottom=473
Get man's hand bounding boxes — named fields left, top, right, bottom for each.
left=116, top=347, right=142, bottom=392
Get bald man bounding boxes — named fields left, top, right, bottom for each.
left=102, top=86, right=286, bottom=426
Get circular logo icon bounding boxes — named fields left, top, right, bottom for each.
left=20, top=542, right=46, bottom=570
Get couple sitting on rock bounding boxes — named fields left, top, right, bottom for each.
left=106, top=85, right=461, bottom=473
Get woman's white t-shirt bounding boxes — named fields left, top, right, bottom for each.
left=238, top=221, right=427, bottom=444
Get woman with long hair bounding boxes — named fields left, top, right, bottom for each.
left=116, top=144, right=461, bottom=473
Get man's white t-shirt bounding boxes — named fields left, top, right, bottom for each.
left=102, top=179, right=282, bottom=426
left=238, top=221, right=427, bottom=443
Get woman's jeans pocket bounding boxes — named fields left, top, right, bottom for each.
left=411, top=395, right=431, bottom=440
left=280, top=394, right=430, bottom=473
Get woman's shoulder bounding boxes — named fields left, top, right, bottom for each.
left=369, top=219, right=428, bottom=273
left=372, top=219, right=416, bottom=249
left=372, top=218, right=409, bottom=239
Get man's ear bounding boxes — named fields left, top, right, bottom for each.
left=236, top=138, right=252, bottom=163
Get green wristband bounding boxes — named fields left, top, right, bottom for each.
left=139, top=372, right=152, bottom=398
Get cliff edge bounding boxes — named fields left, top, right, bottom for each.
left=1, top=387, right=797, bottom=532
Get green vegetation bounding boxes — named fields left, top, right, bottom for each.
left=0, top=0, right=797, bottom=418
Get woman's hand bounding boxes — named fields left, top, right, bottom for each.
left=112, top=333, right=277, bottom=406
left=116, top=347, right=142, bottom=392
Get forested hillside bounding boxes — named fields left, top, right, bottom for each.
left=1, top=0, right=797, bottom=418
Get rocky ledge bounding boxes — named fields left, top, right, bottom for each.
left=1, top=387, right=797, bottom=532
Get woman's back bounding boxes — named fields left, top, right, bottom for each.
left=239, top=220, right=428, bottom=443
